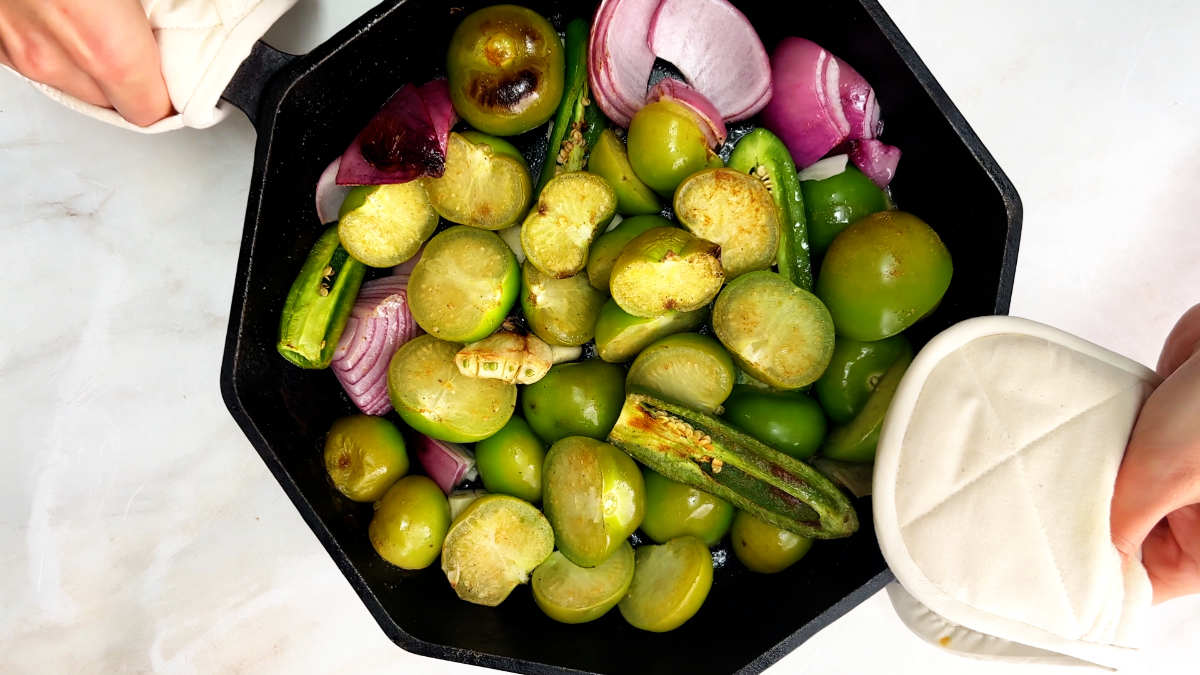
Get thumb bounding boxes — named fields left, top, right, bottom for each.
left=1111, top=449, right=1164, bottom=561
left=1111, top=353, right=1200, bottom=559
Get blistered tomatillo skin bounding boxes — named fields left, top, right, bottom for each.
left=446, top=5, right=565, bottom=136
left=323, top=415, right=410, bottom=502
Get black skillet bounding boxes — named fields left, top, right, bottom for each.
left=219, top=1, right=1021, bottom=673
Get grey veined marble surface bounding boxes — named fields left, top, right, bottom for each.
left=2, top=1, right=1198, bottom=673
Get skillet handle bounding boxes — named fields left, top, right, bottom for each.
left=221, top=40, right=298, bottom=129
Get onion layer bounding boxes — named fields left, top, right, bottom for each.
left=589, top=0, right=660, bottom=127
left=415, top=435, right=478, bottom=494
left=330, top=276, right=420, bottom=415
left=761, top=38, right=849, bottom=169
left=589, top=0, right=771, bottom=126
left=835, top=57, right=881, bottom=140
left=315, top=157, right=351, bottom=224
left=647, top=0, right=771, bottom=121
left=848, top=139, right=901, bottom=188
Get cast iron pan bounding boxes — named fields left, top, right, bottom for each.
left=219, top=1, right=1022, bottom=673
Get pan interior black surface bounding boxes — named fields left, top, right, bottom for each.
left=221, top=1, right=1021, bottom=673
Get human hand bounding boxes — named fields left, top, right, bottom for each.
left=0, top=0, right=172, bottom=126
left=1112, top=304, right=1200, bottom=604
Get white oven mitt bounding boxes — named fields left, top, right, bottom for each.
left=2, top=0, right=297, bottom=133
left=873, top=316, right=1161, bottom=670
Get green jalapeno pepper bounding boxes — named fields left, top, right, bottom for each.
left=277, top=226, right=366, bottom=369
left=535, top=18, right=606, bottom=194
left=728, top=128, right=812, bottom=290
left=608, top=392, right=858, bottom=539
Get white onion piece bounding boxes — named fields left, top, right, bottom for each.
left=330, top=276, right=418, bottom=415
left=589, top=0, right=659, bottom=127
left=315, top=157, right=351, bottom=224
left=415, top=435, right=478, bottom=494
left=761, top=37, right=850, bottom=169
left=647, top=0, right=772, bottom=122
left=848, top=139, right=901, bottom=188
left=498, top=226, right=526, bottom=263
left=836, top=57, right=881, bottom=140
left=797, top=154, right=849, bottom=182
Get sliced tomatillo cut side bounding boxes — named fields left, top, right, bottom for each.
left=521, top=171, right=616, bottom=279
left=674, top=168, right=780, bottom=279
left=407, top=225, right=519, bottom=343
left=626, top=332, right=736, bottom=414
left=713, top=270, right=835, bottom=390
left=425, top=132, right=532, bottom=231
left=441, top=495, right=554, bottom=606
left=388, top=335, right=516, bottom=443
left=609, top=227, right=724, bottom=318
left=521, top=262, right=606, bottom=347
left=541, top=436, right=645, bottom=567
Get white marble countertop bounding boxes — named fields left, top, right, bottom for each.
left=2, top=1, right=1198, bottom=673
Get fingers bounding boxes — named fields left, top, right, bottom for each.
left=1158, top=303, right=1200, bottom=378
left=0, top=16, right=111, bottom=109
left=48, top=0, right=172, bottom=126
left=1143, top=505, right=1200, bottom=603
left=1111, top=353, right=1200, bottom=561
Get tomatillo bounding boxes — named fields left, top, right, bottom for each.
left=801, top=165, right=889, bottom=256
left=722, top=387, right=827, bottom=460
left=542, top=436, right=645, bottom=567
left=816, top=211, right=952, bottom=341
left=815, top=334, right=913, bottom=425
left=474, top=416, right=545, bottom=502
left=640, top=468, right=734, bottom=546
left=446, top=5, right=564, bottom=136
left=521, top=360, right=625, bottom=444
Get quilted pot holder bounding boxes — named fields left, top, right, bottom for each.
left=874, top=316, right=1161, bottom=669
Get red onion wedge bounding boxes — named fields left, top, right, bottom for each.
left=835, top=57, right=881, bottom=140
left=647, top=0, right=771, bottom=122
left=589, top=0, right=660, bottom=127
left=848, top=139, right=901, bottom=188
left=416, top=79, right=455, bottom=158
left=646, top=79, right=726, bottom=147
left=761, top=37, right=849, bottom=169
left=315, top=157, right=352, bottom=224
left=336, top=79, right=457, bottom=186
left=415, top=435, right=478, bottom=494
left=330, top=276, right=419, bottom=415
